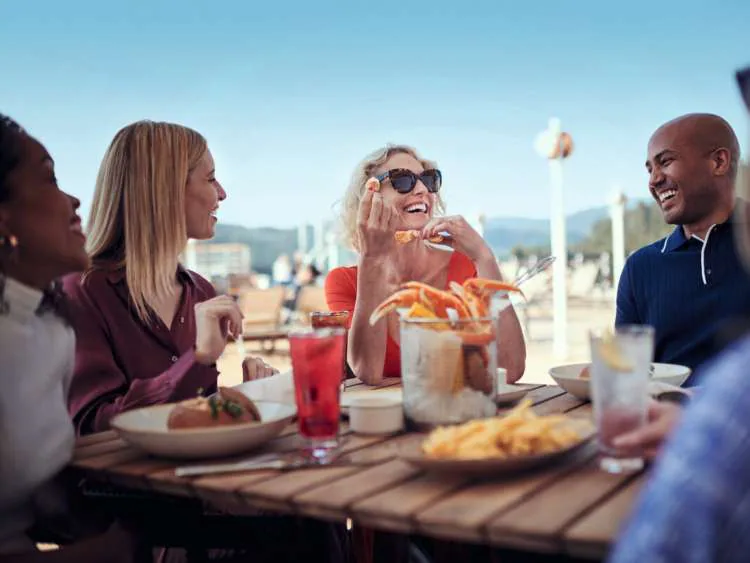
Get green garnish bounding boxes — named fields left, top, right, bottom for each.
left=223, top=400, right=244, bottom=419
left=208, top=396, right=220, bottom=419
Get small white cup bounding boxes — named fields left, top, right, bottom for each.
left=348, top=397, right=404, bottom=435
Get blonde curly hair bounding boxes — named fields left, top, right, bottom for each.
left=338, top=144, right=446, bottom=252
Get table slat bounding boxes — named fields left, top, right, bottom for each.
left=533, top=393, right=587, bottom=415
left=352, top=472, right=473, bottom=534
left=239, top=466, right=358, bottom=512
left=564, top=474, right=645, bottom=559
left=73, top=438, right=132, bottom=461
left=74, top=430, right=118, bottom=448
left=487, top=456, right=638, bottom=552
left=415, top=452, right=594, bottom=544
left=294, top=459, right=421, bottom=520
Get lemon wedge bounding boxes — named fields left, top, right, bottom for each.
left=598, top=331, right=634, bottom=371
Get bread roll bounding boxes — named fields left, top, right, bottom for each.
left=167, top=387, right=262, bottom=430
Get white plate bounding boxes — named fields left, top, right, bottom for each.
left=110, top=400, right=297, bottom=460
left=341, top=381, right=530, bottom=413
left=548, top=362, right=692, bottom=400
left=400, top=422, right=595, bottom=476
left=495, top=383, right=532, bottom=405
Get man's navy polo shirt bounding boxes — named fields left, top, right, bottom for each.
left=616, top=211, right=750, bottom=385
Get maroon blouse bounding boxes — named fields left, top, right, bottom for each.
left=63, top=265, right=219, bottom=436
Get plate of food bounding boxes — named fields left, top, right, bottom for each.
left=399, top=399, right=594, bottom=475
left=548, top=362, right=692, bottom=400
left=110, top=387, right=297, bottom=459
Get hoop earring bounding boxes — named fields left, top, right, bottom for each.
left=0, top=235, right=19, bottom=315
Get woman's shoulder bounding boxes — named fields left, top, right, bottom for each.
left=182, top=268, right=216, bottom=299
left=61, top=268, right=114, bottom=301
left=324, top=265, right=358, bottom=289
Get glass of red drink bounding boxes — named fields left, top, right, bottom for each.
left=310, top=311, right=353, bottom=380
left=589, top=325, right=654, bottom=473
left=289, top=327, right=346, bottom=462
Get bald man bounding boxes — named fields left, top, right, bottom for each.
left=615, top=113, right=749, bottom=383
left=608, top=68, right=750, bottom=563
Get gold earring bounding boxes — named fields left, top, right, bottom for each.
left=0, top=235, right=18, bottom=249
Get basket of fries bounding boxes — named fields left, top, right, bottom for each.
left=400, top=399, right=595, bottom=475
left=370, top=277, right=523, bottom=430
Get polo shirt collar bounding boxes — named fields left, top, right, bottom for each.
left=660, top=202, right=742, bottom=254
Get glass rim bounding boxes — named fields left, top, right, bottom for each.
left=589, top=324, right=655, bottom=338
left=310, top=311, right=350, bottom=317
left=399, top=315, right=497, bottom=325
left=288, top=326, right=346, bottom=339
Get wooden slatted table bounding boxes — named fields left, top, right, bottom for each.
left=67, top=380, right=646, bottom=561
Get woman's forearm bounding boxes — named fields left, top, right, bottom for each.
left=475, top=254, right=527, bottom=383
left=348, top=257, right=390, bottom=385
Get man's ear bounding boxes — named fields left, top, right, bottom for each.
left=710, top=147, right=732, bottom=177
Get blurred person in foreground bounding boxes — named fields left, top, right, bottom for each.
left=0, top=114, right=141, bottom=562
left=616, top=112, right=750, bottom=384
left=608, top=66, right=750, bottom=563
left=325, top=144, right=526, bottom=385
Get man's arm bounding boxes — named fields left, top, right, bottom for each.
left=615, top=258, right=641, bottom=326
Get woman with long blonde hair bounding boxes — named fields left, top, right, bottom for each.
left=64, top=120, right=275, bottom=436
left=325, top=144, right=526, bottom=384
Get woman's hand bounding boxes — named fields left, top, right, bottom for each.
left=242, top=356, right=279, bottom=381
left=421, top=215, right=494, bottom=265
left=194, top=296, right=244, bottom=366
left=612, top=400, right=684, bottom=461
left=357, top=188, right=396, bottom=259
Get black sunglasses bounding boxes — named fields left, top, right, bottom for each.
left=738, top=66, right=750, bottom=112
left=375, top=168, right=442, bottom=194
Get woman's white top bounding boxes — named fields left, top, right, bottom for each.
left=0, top=277, right=76, bottom=555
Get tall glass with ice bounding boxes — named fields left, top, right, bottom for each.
left=400, top=316, right=498, bottom=430
left=589, top=325, right=654, bottom=473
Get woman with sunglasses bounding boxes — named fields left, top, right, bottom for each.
left=0, top=115, right=140, bottom=561
left=326, top=144, right=526, bottom=385
left=607, top=67, right=750, bottom=563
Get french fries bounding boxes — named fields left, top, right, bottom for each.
left=422, top=399, right=583, bottom=460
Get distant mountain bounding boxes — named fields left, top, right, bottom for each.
left=485, top=206, right=609, bottom=256
left=211, top=199, right=659, bottom=270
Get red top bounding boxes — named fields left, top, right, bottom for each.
left=63, top=266, right=219, bottom=436
left=324, top=252, right=477, bottom=378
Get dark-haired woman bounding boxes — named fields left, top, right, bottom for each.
left=0, top=114, right=138, bottom=562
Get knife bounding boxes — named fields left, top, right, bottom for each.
left=174, top=453, right=343, bottom=477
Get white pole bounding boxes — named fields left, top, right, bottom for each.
left=549, top=152, right=568, bottom=360
left=297, top=224, right=309, bottom=256
left=535, top=117, right=572, bottom=360
left=314, top=222, right=326, bottom=265
left=609, top=190, right=627, bottom=293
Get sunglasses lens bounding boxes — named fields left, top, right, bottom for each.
left=389, top=171, right=416, bottom=194
left=421, top=170, right=442, bottom=193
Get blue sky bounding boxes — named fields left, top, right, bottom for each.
left=1, top=0, right=748, bottom=229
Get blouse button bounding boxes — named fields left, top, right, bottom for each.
left=171, top=355, right=178, bottom=362
left=180, top=316, right=185, bottom=324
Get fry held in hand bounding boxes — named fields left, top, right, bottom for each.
left=365, top=177, right=381, bottom=192
left=394, top=229, right=448, bottom=245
